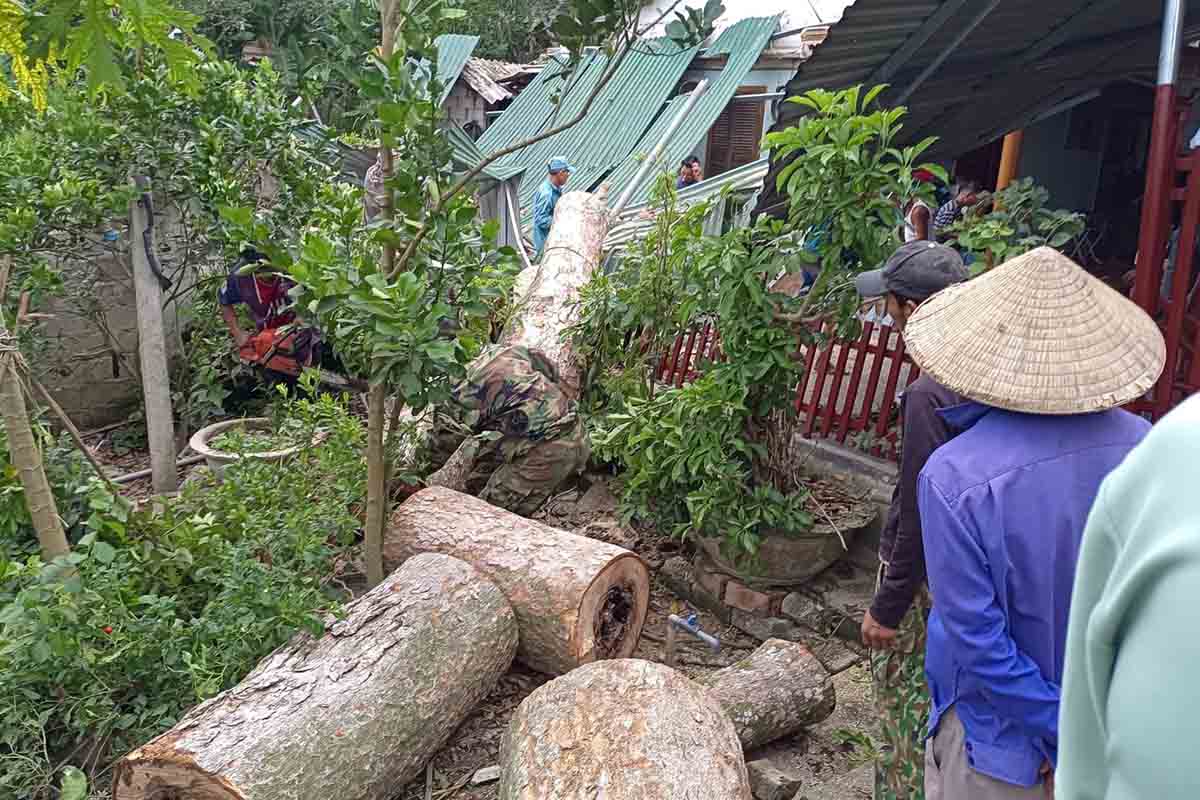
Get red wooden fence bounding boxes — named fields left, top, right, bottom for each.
left=657, top=317, right=917, bottom=462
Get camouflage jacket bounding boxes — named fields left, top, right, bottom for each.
left=448, top=345, right=578, bottom=448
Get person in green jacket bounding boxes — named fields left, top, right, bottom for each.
left=1057, top=393, right=1200, bottom=800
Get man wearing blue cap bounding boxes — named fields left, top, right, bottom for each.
left=532, top=157, right=573, bottom=258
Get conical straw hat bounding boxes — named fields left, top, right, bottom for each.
left=903, top=246, right=1165, bottom=415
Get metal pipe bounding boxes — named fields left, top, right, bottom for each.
left=503, top=182, right=534, bottom=271
left=730, top=92, right=785, bottom=102
left=1159, top=0, right=1186, bottom=85
left=769, top=24, right=829, bottom=42
left=610, top=79, right=709, bottom=218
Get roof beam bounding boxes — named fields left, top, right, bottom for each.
left=865, top=0, right=974, bottom=86
left=1021, top=0, right=1131, bottom=64
left=895, top=0, right=1004, bottom=105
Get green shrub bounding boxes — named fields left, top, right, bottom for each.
left=0, top=389, right=367, bottom=798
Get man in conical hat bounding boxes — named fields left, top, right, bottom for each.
left=904, top=246, right=1165, bottom=800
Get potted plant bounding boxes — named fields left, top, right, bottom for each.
left=591, top=85, right=940, bottom=583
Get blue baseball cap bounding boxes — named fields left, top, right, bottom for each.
left=548, top=157, right=574, bottom=174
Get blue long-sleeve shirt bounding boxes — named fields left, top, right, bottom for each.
left=918, top=401, right=1149, bottom=788
left=531, top=178, right=563, bottom=258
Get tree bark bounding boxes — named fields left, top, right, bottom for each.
left=698, top=638, right=836, bottom=751
left=499, top=659, right=752, bottom=800
left=500, top=189, right=611, bottom=401
left=363, top=381, right=388, bottom=587
left=385, top=487, right=649, bottom=675
left=0, top=354, right=69, bottom=562
left=112, top=553, right=518, bottom=800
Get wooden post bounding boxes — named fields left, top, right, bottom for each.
left=996, top=129, right=1024, bottom=191
left=129, top=177, right=178, bottom=495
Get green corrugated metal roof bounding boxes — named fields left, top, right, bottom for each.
left=477, top=17, right=779, bottom=223
left=444, top=123, right=524, bottom=183
left=602, top=16, right=779, bottom=209
left=478, top=37, right=700, bottom=213
left=435, top=34, right=480, bottom=106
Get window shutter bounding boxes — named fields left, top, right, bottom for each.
left=705, top=86, right=765, bottom=178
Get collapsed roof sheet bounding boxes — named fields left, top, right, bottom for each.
left=435, top=34, right=481, bottom=106
left=478, top=17, right=780, bottom=219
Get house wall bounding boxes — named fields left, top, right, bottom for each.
left=444, top=83, right=489, bottom=134
left=1016, top=104, right=1106, bottom=213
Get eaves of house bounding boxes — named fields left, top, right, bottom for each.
left=754, top=0, right=1200, bottom=219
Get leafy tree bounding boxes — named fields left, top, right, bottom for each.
left=949, top=177, right=1086, bottom=271
left=593, top=86, right=944, bottom=561
left=443, top=0, right=560, bottom=62
left=222, top=0, right=723, bottom=586
left=0, top=0, right=210, bottom=109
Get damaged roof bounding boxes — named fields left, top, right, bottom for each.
left=477, top=16, right=781, bottom=216
left=435, top=34, right=481, bottom=105
left=460, top=58, right=524, bottom=104
left=755, top=0, right=1200, bottom=217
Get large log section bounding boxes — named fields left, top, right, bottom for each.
left=500, top=189, right=610, bottom=400
left=386, top=487, right=649, bottom=675
left=701, top=638, right=836, bottom=750
left=112, top=554, right=517, bottom=800
left=499, top=659, right=752, bottom=800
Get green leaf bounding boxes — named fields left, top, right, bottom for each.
left=60, top=767, right=88, bottom=800
left=92, top=540, right=117, bottom=565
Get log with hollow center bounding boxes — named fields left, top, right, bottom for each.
left=112, top=553, right=518, bottom=800
left=385, top=487, right=649, bottom=675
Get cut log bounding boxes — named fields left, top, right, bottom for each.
left=499, top=659, right=752, bottom=799
left=699, top=638, right=836, bottom=751
left=112, top=553, right=518, bottom=800
left=501, top=189, right=611, bottom=400
left=385, top=486, right=649, bottom=675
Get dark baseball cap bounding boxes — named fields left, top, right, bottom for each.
left=854, top=241, right=968, bottom=301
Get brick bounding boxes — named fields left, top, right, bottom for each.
left=747, top=759, right=803, bottom=800
left=693, top=556, right=730, bottom=601
left=725, top=579, right=780, bottom=615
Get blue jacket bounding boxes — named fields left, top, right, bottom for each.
left=531, top=178, right=563, bottom=257
left=919, top=402, right=1149, bottom=787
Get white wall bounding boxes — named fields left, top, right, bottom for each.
left=638, top=0, right=853, bottom=47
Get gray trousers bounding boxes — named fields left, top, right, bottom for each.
left=924, top=707, right=1046, bottom=800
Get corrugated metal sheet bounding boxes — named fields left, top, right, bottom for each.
left=604, top=157, right=770, bottom=251
left=444, top=123, right=524, bottom=183
left=602, top=16, right=780, bottom=208
left=460, top=58, right=520, bottom=104
left=478, top=37, right=702, bottom=212
left=435, top=34, right=480, bottom=105
left=753, top=0, right=1200, bottom=219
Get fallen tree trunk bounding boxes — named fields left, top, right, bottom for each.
left=501, top=189, right=610, bottom=401
left=699, top=638, right=836, bottom=751
left=386, top=487, right=649, bottom=675
left=499, top=659, right=752, bottom=799
left=112, top=553, right=517, bottom=800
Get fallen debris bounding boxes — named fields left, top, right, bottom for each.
left=112, top=554, right=517, bottom=800
left=499, top=189, right=610, bottom=400
left=471, top=765, right=501, bottom=785
left=498, top=659, right=752, bottom=799
left=386, top=487, right=650, bottom=675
